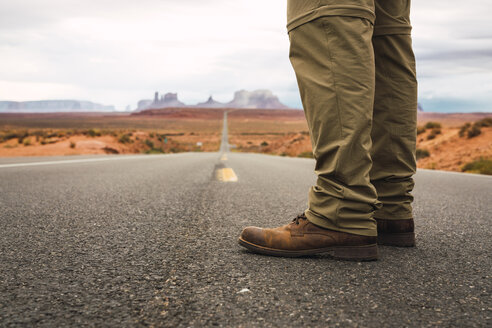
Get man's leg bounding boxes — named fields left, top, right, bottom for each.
left=289, top=15, right=380, bottom=237
left=238, top=5, right=381, bottom=261
left=371, top=0, right=418, bottom=246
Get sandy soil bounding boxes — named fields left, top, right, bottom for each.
left=227, top=110, right=492, bottom=172
left=0, top=133, right=220, bottom=157
left=416, top=127, right=492, bottom=171
left=1, top=136, right=121, bottom=156
left=229, top=132, right=312, bottom=157
left=230, top=127, right=492, bottom=172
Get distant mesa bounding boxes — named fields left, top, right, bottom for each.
left=137, top=99, right=153, bottom=110
left=137, top=92, right=184, bottom=111
left=196, top=96, right=226, bottom=108
left=136, top=89, right=289, bottom=111
left=154, top=92, right=185, bottom=108
left=228, top=89, right=288, bottom=109
left=0, top=100, right=115, bottom=113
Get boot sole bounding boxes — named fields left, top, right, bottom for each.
left=238, top=238, right=378, bottom=261
left=378, top=232, right=415, bottom=247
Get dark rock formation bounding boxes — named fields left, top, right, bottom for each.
left=143, top=92, right=186, bottom=110
left=195, top=96, right=226, bottom=108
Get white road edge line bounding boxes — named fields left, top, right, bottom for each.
left=0, top=154, right=178, bottom=169
left=418, top=168, right=492, bottom=178
left=1, top=154, right=490, bottom=179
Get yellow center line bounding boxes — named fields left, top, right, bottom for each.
left=216, top=168, right=238, bottom=182
left=220, top=154, right=228, bottom=161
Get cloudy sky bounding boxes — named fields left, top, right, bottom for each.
left=0, top=0, right=491, bottom=112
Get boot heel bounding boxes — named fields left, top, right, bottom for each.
left=332, top=244, right=378, bottom=261
left=378, top=232, right=415, bottom=247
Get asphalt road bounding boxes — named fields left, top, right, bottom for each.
left=1, top=135, right=491, bottom=326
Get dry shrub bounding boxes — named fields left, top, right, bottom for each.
left=462, top=158, right=492, bottom=175
left=416, top=148, right=430, bottom=160
left=425, top=121, right=441, bottom=129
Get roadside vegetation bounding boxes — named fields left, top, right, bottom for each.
left=0, top=128, right=116, bottom=145
left=416, top=148, right=430, bottom=160
left=416, top=122, right=442, bottom=140
left=462, top=158, right=492, bottom=175
left=0, top=128, right=219, bottom=155
left=298, top=151, right=314, bottom=158
left=459, top=118, right=492, bottom=139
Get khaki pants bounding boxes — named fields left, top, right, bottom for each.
left=288, top=0, right=418, bottom=236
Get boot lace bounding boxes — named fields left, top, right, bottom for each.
left=292, top=213, right=307, bottom=225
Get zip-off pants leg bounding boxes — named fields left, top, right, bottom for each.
left=288, top=0, right=417, bottom=236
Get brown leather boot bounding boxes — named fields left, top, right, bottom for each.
left=376, top=218, right=415, bottom=247
left=238, top=214, right=378, bottom=261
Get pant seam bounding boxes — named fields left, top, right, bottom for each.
left=321, top=17, right=344, bottom=228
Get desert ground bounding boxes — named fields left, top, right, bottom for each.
left=227, top=109, right=492, bottom=174
left=0, top=109, right=223, bottom=156
left=1, top=108, right=491, bottom=174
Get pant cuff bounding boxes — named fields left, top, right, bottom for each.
left=305, top=209, right=377, bottom=237
left=374, top=209, right=413, bottom=220
left=374, top=216, right=413, bottom=220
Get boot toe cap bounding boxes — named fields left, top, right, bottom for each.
left=240, top=226, right=266, bottom=247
